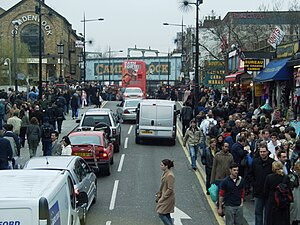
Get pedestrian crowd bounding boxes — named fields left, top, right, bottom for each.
left=0, top=81, right=113, bottom=170
left=181, top=86, right=300, bottom=225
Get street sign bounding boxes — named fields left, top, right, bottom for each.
left=267, top=26, right=285, bottom=49
left=171, top=207, right=191, bottom=225
left=244, top=59, right=264, bottom=72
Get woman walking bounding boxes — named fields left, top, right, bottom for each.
left=61, top=136, right=72, bottom=156
left=264, top=161, right=292, bottom=225
left=26, top=117, right=41, bottom=158
left=156, top=159, right=175, bottom=225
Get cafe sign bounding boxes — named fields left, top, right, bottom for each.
left=244, top=59, right=264, bottom=72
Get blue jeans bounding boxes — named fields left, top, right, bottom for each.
left=189, top=145, right=198, bottom=169
left=254, top=197, right=266, bottom=225
left=158, top=213, right=173, bottom=225
left=72, top=107, right=78, bottom=118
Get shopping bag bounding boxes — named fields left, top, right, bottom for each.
left=208, top=183, right=219, bottom=202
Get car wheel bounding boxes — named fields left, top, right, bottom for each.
left=135, top=136, right=141, bottom=144
left=104, top=164, right=111, bottom=176
left=92, top=181, right=97, bottom=204
left=110, top=156, right=114, bottom=165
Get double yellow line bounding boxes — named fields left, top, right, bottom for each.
left=177, top=128, right=225, bottom=225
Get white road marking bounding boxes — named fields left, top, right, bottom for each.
left=118, top=154, right=125, bottom=172
left=106, top=221, right=111, bottom=225
left=128, top=125, right=133, bottom=134
left=109, top=180, right=119, bottom=210
left=124, top=137, right=128, bottom=149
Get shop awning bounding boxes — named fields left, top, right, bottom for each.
left=225, top=72, right=244, bottom=82
left=254, top=58, right=292, bottom=82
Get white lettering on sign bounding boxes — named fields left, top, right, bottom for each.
left=124, top=62, right=141, bottom=70
left=11, top=15, right=53, bottom=36
left=267, top=26, right=285, bottom=49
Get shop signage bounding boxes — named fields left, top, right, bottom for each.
left=204, top=60, right=225, bottom=87
left=267, top=26, right=285, bottom=49
left=11, top=15, right=53, bottom=36
left=244, top=59, right=264, bottom=72
left=276, top=41, right=299, bottom=59
left=254, top=84, right=264, bottom=97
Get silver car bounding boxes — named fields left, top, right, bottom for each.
left=117, top=99, right=140, bottom=121
left=24, top=156, right=97, bottom=225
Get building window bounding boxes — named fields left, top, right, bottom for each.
left=20, top=24, right=44, bottom=56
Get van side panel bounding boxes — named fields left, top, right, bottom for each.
left=48, top=182, right=70, bottom=225
left=0, top=207, right=33, bottom=224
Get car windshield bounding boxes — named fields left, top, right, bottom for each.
left=125, top=100, right=140, bottom=107
left=125, top=88, right=142, bottom=93
left=82, top=115, right=111, bottom=127
left=69, top=135, right=102, bottom=146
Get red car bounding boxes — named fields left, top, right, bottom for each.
left=69, top=131, right=114, bottom=176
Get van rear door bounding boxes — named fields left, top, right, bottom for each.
left=139, top=104, right=156, bottom=136
left=0, top=205, right=34, bottom=225
left=155, top=105, right=173, bottom=138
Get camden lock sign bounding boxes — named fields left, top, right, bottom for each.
left=244, top=59, right=264, bottom=72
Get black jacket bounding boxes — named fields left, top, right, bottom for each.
left=180, top=106, right=193, bottom=121
left=249, top=157, right=274, bottom=198
left=0, top=137, right=13, bottom=169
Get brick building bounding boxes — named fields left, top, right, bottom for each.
left=0, top=0, right=82, bottom=86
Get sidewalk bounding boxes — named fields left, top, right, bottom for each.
left=19, top=106, right=91, bottom=167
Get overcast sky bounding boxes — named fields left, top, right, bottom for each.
left=0, top=0, right=294, bottom=56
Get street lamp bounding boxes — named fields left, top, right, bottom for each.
left=3, top=58, right=12, bottom=89
left=108, top=46, right=123, bottom=85
left=12, top=20, right=19, bottom=92
left=35, top=0, right=43, bottom=99
left=57, top=42, right=64, bottom=83
left=80, top=13, right=104, bottom=82
left=163, top=20, right=187, bottom=85
left=183, top=0, right=203, bottom=115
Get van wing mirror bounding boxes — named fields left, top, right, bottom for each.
left=77, top=192, right=88, bottom=206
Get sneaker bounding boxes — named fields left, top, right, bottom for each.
left=193, top=167, right=197, bottom=171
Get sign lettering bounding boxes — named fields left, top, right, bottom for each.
left=244, top=59, right=264, bottom=72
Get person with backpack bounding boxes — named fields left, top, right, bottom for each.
left=41, top=117, right=54, bottom=156
left=264, top=161, right=292, bottom=225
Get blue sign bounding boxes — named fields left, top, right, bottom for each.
left=50, top=201, right=61, bottom=225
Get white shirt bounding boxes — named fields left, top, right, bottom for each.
left=267, top=140, right=281, bottom=158
left=200, top=118, right=217, bottom=135
left=61, top=145, right=72, bottom=156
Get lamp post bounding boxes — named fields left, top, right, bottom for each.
left=183, top=0, right=203, bottom=115
left=108, top=47, right=123, bottom=85
left=12, top=21, right=18, bottom=92
left=81, top=13, right=104, bottom=83
left=57, top=42, right=64, bottom=84
left=163, top=20, right=186, bottom=84
left=35, top=0, right=43, bottom=99
left=3, top=58, right=12, bottom=89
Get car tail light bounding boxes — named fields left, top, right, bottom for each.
left=124, top=109, right=130, bottom=114
left=124, top=94, right=128, bottom=97
left=100, top=151, right=109, bottom=159
left=112, top=128, right=116, bottom=136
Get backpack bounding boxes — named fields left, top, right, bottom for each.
left=42, top=125, right=52, bottom=139
left=274, top=177, right=293, bottom=209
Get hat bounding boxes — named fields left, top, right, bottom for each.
left=242, top=112, right=246, bottom=115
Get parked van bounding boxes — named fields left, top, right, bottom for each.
left=135, top=100, right=179, bottom=145
left=0, top=170, right=88, bottom=225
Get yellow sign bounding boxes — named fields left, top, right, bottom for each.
left=244, top=59, right=264, bottom=71
left=254, top=84, right=264, bottom=97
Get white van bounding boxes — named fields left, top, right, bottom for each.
left=135, top=100, right=179, bottom=145
left=0, top=170, right=88, bottom=225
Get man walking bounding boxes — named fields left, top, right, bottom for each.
left=51, top=131, right=62, bottom=156
left=41, top=117, right=54, bottom=156
left=249, top=142, right=274, bottom=225
left=180, top=102, right=193, bottom=136
left=218, top=163, right=245, bottom=225
left=0, top=130, right=13, bottom=170
left=210, top=142, right=234, bottom=187
left=183, top=119, right=202, bottom=171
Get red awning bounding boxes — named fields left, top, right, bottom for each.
left=225, top=72, right=244, bottom=82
